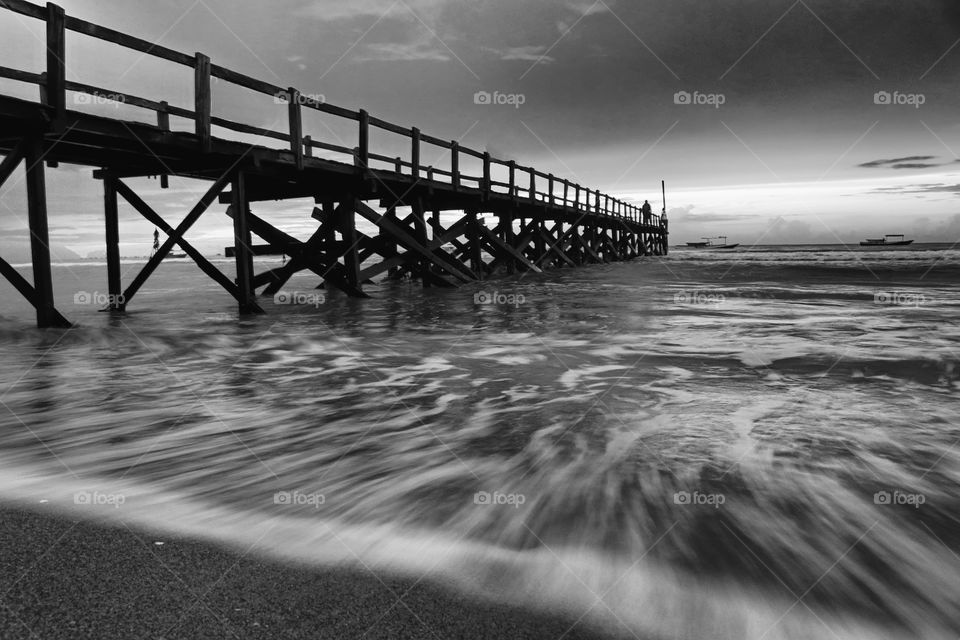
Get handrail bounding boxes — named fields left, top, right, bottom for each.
left=0, top=0, right=664, bottom=225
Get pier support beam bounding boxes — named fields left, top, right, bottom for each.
left=25, top=137, right=70, bottom=328
left=102, top=174, right=123, bottom=312
left=230, top=171, right=261, bottom=314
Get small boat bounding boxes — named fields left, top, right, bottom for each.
left=685, top=236, right=739, bottom=249
left=860, top=234, right=914, bottom=247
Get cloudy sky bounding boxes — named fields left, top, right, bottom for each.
left=2, top=0, right=960, bottom=257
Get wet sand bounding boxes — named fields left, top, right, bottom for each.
left=0, top=507, right=628, bottom=640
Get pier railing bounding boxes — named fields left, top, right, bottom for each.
left=0, top=0, right=661, bottom=227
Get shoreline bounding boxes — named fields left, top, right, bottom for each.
left=0, top=506, right=628, bottom=640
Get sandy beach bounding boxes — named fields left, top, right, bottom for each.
left=0, top=507, right=624, bottom=640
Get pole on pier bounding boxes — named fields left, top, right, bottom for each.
left=25, top=137, right=68, bottom=328
left=45, top=3, right=66, bottom=124
left=194, top=53, right=212, bottom=153
left=230, top=170, right=261, bottom=313
left=102, top=173, right=123, bottom=311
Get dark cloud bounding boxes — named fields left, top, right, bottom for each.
left=859, top=156, right=937, bottom=168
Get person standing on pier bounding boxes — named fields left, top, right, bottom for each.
left=642, top=200, right=652, bottom=224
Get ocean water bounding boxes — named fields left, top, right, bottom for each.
left=1, top=244, right=959, bottom=639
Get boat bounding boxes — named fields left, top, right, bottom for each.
left=860, top=234, right=913, bottom=247
left=685, top=236, right=739, bottom=249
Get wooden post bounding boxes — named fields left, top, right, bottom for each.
left=411, top=127, right=420, bottom=179
left=502, top=211, right=515, bottom=274
left=304, top=135, right=312, bottom=157
left=595, top=190, right=601, bottom=214
left=25, top=137, right=67, bottom=328
left=357, top=109, right=369, bottom=172
left=157, top=101, right=170, bottom=188
left=194, top=53, right=211, bottom=152
left=529, top=171, right=536, bottom=201
left=468, top=210, right=483, bottom=279
left=288, top=88, right=303, bottom=170
left=231, top=170, right=259, bottom=313
left=412, top=197, right=429, bottom=286
left=451, top=141, right=459, bottom=190
left=483, top=152, right=491, bottom=192
left=341, top=198, right=361, bottom=290
left=575, top=184, right=580, bottom=212
left=563, top=180, right=569, bottom=209
left=45, top=3, right=66, bottom=122
left=509, top=161, right=516, bottom=202
left=548, top=174, right=554, bottom=207
left=103, top=174, right=123, bottom=311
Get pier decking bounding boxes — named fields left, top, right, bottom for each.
left=0, top=0, right=668, bottom=328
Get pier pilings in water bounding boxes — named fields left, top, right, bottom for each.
left=0, top=0, right=669, bottom=328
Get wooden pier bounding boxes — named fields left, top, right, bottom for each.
left=0, top=0, right=668, bottom=328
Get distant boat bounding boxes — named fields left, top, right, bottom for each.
left=860, top=234, right=914, bottom=247
left=150, top=228, right=187, bottom=258
left=685, top=236, right=739, bottom=249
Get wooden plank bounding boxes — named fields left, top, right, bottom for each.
left=0, top=254, right=39, bottom=307
left=357, top=215, right=471, bottom=283
left=210, top=116, right=288, bottom=142
left=65, top=15, right=194, bottom=66
left=116, top=173, right=230, bottom=306
left=209, top=64, right=283, bottom=98
left=24, top=137, right=70, bottom=327
left=194, top=53, right=211, bottom=153
left=45, top=3, right=66, bottom=121
left=368, top=116, right=409, bottom=136
left=476, top=223, right=541, bottom=273
left=0, top=66, right=42, bottom=85
left=354, top=201, right=475, bottom=282
left=0, top=138, right=27, bottom=191
left=0, top=0, right=45, bottom=19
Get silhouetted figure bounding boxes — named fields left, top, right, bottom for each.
left=642, top=200, right=652, bottom=224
